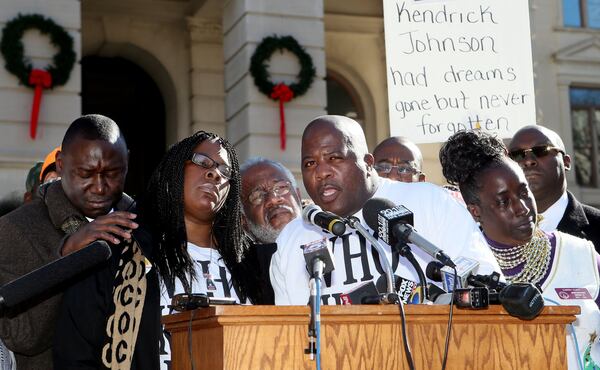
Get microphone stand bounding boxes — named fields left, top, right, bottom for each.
left=394, top=242, right=427, bottom=303
left=346, top=217, right=397, bottom=303
left=306, top=258, right=324, bottom=370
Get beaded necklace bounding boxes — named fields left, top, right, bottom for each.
left=488, top=227, right=551, bottom=285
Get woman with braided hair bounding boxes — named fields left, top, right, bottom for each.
left=440, top=130, right=600, bottom=370
left=139, top=131, right=261, bottom=369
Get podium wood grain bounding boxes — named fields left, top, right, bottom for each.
left=162, top=305, right=578, bottom=370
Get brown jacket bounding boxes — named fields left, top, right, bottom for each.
left=0, top=181, right=134, bottom=370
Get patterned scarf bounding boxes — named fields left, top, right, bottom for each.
left=101, top=240, right=147, bottom=370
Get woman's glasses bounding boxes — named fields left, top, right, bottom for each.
left=190, top=153, right=232, bottom=180
left=508, top=145, right=564, bottom=162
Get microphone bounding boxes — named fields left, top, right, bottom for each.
left=396, top=276, right=421, bottom=304
left=302, top=237, right=335, bottom=362
left=426, top=283, right=447, bottom=302
left=363, top=198, right=456, bottom=268
left=340, top=281, right=379, bottom=305
left=426, top=259, right=505, bottom=292
left=432, top=282, right=544, bottom=319
left=302, top=238, right=335, bottom=279
left=302, top=204, right=346, bottom=236
left=434, top=287, right=490, bottom=309
left=345, top=216, right=395, bottom=295
left=499, top=282, right=544, bottom=320
left=425, top=257, right=480, bottom=292
left=0, top=241, right=112, bottom=311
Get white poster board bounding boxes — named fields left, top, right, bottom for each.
left=383, top=0, right=535, bottom=143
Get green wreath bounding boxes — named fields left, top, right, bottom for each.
left=249, top=35, right=315, bottom=99
left=0, top=14, right=75, bottom=88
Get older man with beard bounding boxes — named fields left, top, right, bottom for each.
left=240, top=157, right=303, bottom=303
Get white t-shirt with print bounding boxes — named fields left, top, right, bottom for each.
left=270, top=178, right=502, bottom=305
left=159, top=243, right=240, bottom=370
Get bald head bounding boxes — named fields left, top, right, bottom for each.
left=508, top=125, right=571, bottom=213
left=374, top=136, right=423, bottom=166
left=372, top=136, right=425, bottom=182
left=303, top=115, right=370, bottom=159
left=61, top=114, right=127, bottom=154
left=301, top=115, right=377, bottom=217
left=511, top=125, right=565, bottom=151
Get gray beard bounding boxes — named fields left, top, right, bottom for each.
left=246, top=221, right=281, bottom=244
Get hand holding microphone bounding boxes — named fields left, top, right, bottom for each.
left=61, top=211, right=138, bottom=256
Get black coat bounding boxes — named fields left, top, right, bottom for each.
left=53, top=227, right=161, bottom=370
left=557, top=192, right=600, bottom=254
left=241, top=242, right=277, bottom=305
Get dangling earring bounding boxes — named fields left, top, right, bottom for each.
left=535, top=214, right=544, bottom=227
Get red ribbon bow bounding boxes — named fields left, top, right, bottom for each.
left=270, top=83, right=294, bottom=150
left=28, top=69, right=52, bottom=139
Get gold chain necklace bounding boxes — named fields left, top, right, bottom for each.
left=488, top=228, right=551, bottom=285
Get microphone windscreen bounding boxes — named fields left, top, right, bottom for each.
left=363, top=197, right=396, bottom=231
left=499, top=282, right=544, bottom=320
left=426, top=260, right=444, bottom=282
left=427, top=283, right=446, bottom=302
left=302, top=204, right=320, bottom=223
left=0, top=240, right=112, bottom=308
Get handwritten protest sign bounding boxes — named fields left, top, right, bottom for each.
left=383, top=0, right=535, bottom=143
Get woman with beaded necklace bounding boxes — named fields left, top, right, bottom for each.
left=440, top=130, right=600, bottom=370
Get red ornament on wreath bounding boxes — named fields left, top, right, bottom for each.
left=0, top=14, right=76, bottom=139
left=250, top=35, right=316, bottom=150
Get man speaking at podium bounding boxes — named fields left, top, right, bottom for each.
left=270, top=115, right=500, bottom=305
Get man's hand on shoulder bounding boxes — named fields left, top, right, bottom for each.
left=61, top=211, right=138, bottom=256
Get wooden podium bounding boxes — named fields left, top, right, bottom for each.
left=163, top=305, right=579, bottom=370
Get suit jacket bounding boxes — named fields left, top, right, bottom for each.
left=239, top=242, right=277, bottom=305
left=0, top=181, right=134, bottom=370
left=557, top=191, right=600, bottom=254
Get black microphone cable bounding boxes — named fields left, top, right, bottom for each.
left=394, top=241, right=427, bottom=303
left=396, top=295, right=415, bottom=370
left=188, top=309, right=197, bottom=370
left=441, top=267, right=458, bottom=370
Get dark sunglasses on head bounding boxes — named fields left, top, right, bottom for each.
left=190, top=152, right=232, bottom=180
left=508, top=145, right=564, bottom=162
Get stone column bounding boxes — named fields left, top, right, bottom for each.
left=222, top=0, right=327, bottom=176
left=188, top=17, right=227, bottom=137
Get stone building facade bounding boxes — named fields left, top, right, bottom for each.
left=0, top=0, right=598, bottom=205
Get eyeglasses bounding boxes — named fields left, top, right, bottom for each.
left=508, top=145, right=565, bottom=162
left=248, top=181, right=292, bottom=206
left=374, top=163, right=420, bottom=176
left=190, top=153, right=232, bottom=180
